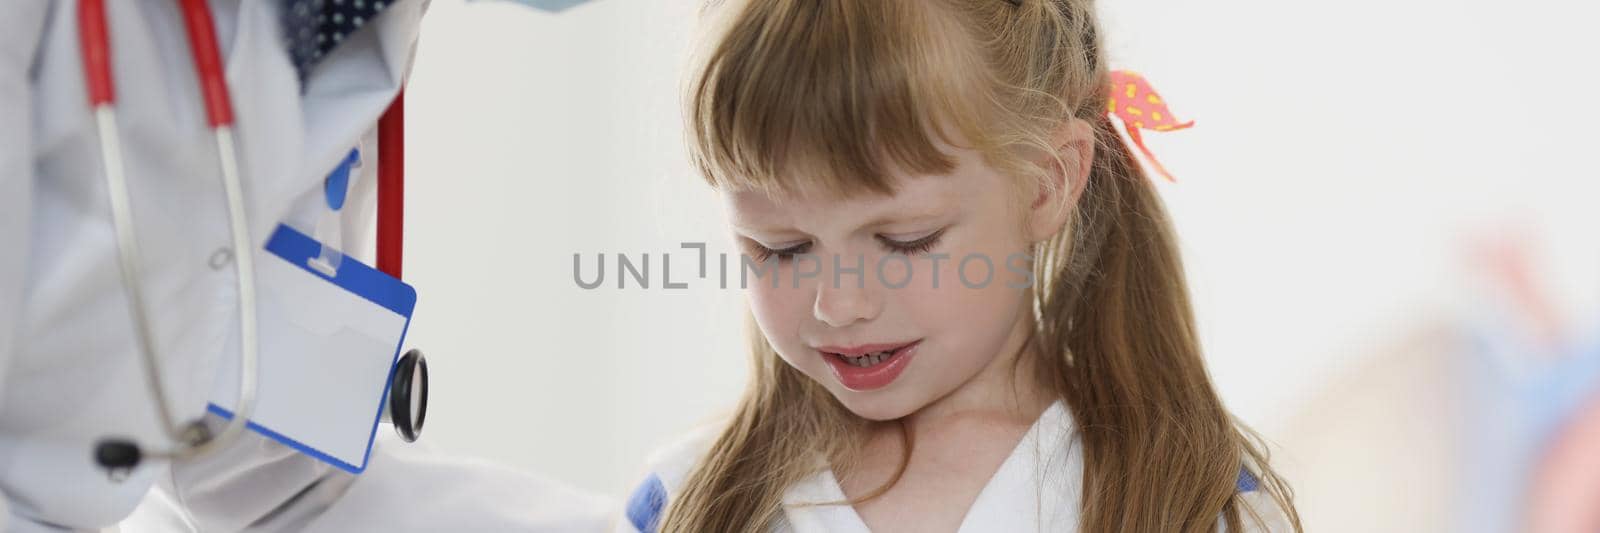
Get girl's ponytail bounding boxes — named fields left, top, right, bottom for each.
left=1030, top=107, right=1300, bottom=532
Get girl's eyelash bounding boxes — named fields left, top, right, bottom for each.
left=878, top=229, right=945, bottom=256
left=750, top=241, right=811, bottom=262
left=748, top=229, right=946, bottom=262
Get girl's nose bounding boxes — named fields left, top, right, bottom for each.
left=812, top=264, right=882, bottom=328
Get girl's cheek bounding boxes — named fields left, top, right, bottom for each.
left=875, top=252, right=913, bottom=288
left=747, top=284, right=808, bottom=347
left=904, top=258, right=987, bottom=324
left=746, top=288, right=781, bottom=329
left=750, top=280, right=805, bottom=314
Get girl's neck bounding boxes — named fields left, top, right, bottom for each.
left=902, top=308, right=1055, bottom=433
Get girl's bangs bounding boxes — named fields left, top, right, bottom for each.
left=687, top=0, right=993, bottom=199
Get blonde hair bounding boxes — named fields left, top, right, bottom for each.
left=665, top=0, right=1301, bottom=531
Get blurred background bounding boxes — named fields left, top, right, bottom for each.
left=396, top=0, right=1600, bottom=530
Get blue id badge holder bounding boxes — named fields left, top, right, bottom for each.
left=209, top=148, right=412, bottom=474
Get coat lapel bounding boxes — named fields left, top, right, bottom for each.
left=777, top=401, right=1082, bottom=532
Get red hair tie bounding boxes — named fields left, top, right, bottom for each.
left=1107, top=70, right=1193, bottom=182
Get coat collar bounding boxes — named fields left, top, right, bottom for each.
left=778, top=401, right=1082, bottom=532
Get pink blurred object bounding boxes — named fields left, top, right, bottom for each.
left=1524, top=389, right=1600, bottom=533
left=1470, top=232, right=1566, bottom=350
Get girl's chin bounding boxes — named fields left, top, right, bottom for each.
left=833, top=390, right=923, bottom=422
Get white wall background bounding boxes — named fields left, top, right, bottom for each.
left=399, top=0, right=1600, bottom=525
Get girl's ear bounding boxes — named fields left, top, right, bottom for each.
left=1025, top=117, right=1095, bottom=243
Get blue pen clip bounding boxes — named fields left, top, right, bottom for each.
left=308, top=148, right=361, bottom=277
left=324, top=148, right=360, bottom=211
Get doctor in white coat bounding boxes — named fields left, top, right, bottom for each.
left=1, top=1, right=610, bottom=531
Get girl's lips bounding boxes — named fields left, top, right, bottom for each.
left=818, top=340, right=921, bottom=391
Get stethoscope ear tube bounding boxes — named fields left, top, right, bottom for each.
left=87, top=0, right=259, bottom=478
left=387, top=349, right=428, bottom=442
left=377, top=92, right=403, bottom=276
left=375, top=91, right=426, bottom=443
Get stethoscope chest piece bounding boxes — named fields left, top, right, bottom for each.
left=388, top=348, right=428, bottom=442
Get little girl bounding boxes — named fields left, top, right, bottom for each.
left=622, top=0, right=1300, bottom=531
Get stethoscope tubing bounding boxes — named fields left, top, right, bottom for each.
left=79, top=0, right=260, bottom=465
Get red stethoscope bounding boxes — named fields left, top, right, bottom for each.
left=79, top=0, right=426, bottom=476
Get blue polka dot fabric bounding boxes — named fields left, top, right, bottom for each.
left=280, top=0, right=394, bottom=82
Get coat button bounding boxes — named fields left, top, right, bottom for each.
left=209, top=247, right=234, bottom=270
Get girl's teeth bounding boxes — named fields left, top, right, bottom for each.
left=843, top=349, right=894, bottom=367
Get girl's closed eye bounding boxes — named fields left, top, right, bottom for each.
left=744, top=239, right=811, bottom=262
left=877, top=228, right=945, bottom=256
left=744, top=228, right=947, bottom=262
